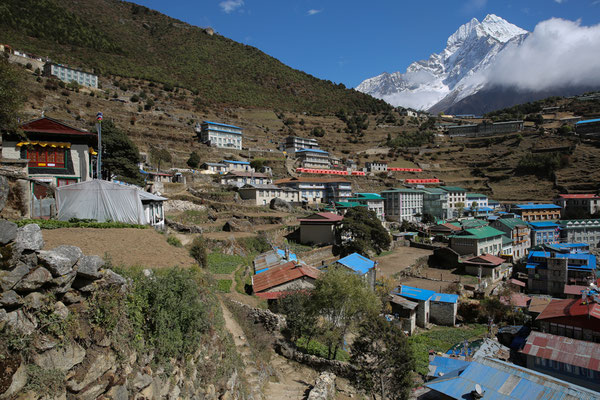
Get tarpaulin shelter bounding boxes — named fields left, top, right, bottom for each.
left=56, top=180, right=166, bottom=226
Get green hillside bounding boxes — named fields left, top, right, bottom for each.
left=0, top=0, right=390, bottom=113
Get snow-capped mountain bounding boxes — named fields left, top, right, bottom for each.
left=356, top=14, right=528, bottom=112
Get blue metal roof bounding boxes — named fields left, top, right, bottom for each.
left=203, top=120, right=242, bottom=130
left=275, top=248, right=297, bottom=262
left=336, top=253, right=374, bottom=275
left=527, top=251, right=596, bottom=270
left=426, top=357, right=600, bottom=400
left=429, top=356, right=471, bottom=378
left=222, top=159, right=250, bottom=165
left=204, top=127, right=243, bottom=135
left=514, top=203, right=561, bottom=210
left=528, top=221, right=560, bottom=228
left=431, top=293, right=459, bottom=304
left=397, top=285, right=435, bottom=301
left=296, top=148, right=329, bottom=154
left=576, top=118, right=600, bottom=125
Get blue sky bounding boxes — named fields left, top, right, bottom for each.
left=137, top=0, right=600, bottom=88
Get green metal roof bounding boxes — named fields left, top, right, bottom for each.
left=501, top=235, right=512, bottom=245
left=495, top=218, right=528, bottom=230
left=460, top=219, right=488, bottom=228
left=439, top=186, right=467, bottom=192
left=335, top=201, right=366, bottom=208
left=421, top=188, right=447, bottom=194
left=381, top=188, right=423, bottom=193
left=353, top=193, right=383, bottom=200
left=466, top=193, right=488, bottom=198
left=451, top=226, right=504, bottom=240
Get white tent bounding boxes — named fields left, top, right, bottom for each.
left=56, top=180, right=165, bottom=225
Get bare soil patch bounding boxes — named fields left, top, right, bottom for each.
left=375, top=247, right=433, bottom=277
left=42, top=228, right=195, bottom=268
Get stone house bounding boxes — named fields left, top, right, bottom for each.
left=238, top=184, right=299, bottom=206
left=462, top=254, right=511, bottom=283
left=252, top=261, right=320, bottom=296
left=298, top=212, right=343, bottom=245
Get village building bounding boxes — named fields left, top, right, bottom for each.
left=283, top=136, right=320, bottom=154
left=425, top=357, right=600, bottom=400
left=439, top=186, right=467, bottom=217
left=365, top=161, right=388, bottom=173
left=140, top=170, right=173, bottom=184
left=275, top=177, right=352, bottom=204
left=295, top=148, right=330, bottom=169
left=487, top=199, right=501, bottom=210
left=520, top=331, right=600, bottom=391
left=345, top=159, right=357, bottom=170
left=43, top=63, right=98, bottom=88
left=220, top=171, right=271, bottom=187
left=1, top=117, right=97, bottom=218
left=394, top=286, right=457, bottom=328
left=512, top=203, right=562, bottom=222
left=529, top=221, right=561, bottom=246
left=554, top=194, right=600, bottom=218
left=491, top=218, right=531, bottom=261
left=333, top=252, right=377, bottom=290
left=421, top=187, right=450, bottom=220
left=536, top=298, right=600, bottom=343
left=222, top=159, right=252, bottom=172
left=238, top=184, right=299, bottom=206
left=381, top=188, right=423, bottom=222
left=465, top=193, right=488, bottom=209
left=388, top=295, right=417, bottom=335
left=200, top=162, right=227, bottom=174
left=462, top=254, right=512, bottom=282
left=446, top=120, right=524, bottom=137
left=429, top=222, right=462, bottom=237
left=298, top=212, right=343, bottom=245
left=196, top=121, right=243, bottom=150
left=252, top=261, right=320, bottom=298
left=349, top=193, right=385, bottom=221
left=253, top=248, right=298, bottom=274
left=559, top=219, right=600, bottom=249
left=449, top=226, right=504, bottom=256
left=526, top=249, right=597, bottom=296
left=500, top=235, right=513, bottom=258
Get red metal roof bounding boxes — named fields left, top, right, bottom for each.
left=509, top=278, right=526, bottom=287
left=558, top=194, right=600, bottom=199
left=564, top=284, right=588, bottom=296
left=298, top=212, right=343, bottom=223
left=274, top=176, right=349, bottom=184
left=20, top=117, right=94, bottom=136
left=463, top=253, right=505, bottom=266
left=252, top=261, right=320, bottom=293
left=521, top=331, right=600, bottom=371
left=537, top=298, right=600, bottom=320
left=500, top=292, right=530, bottom=308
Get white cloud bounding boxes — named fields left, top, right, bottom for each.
left=307, top=9, right=322, bottom=16
left=480, top=18, right=600, bottom=91
left=462, top=0, right=487, bottom=13
left=219, top=0, right=244, bottom=14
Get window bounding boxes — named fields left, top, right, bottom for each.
left=27, top=146, right=66, bottom=168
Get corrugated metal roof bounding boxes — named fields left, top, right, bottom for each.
left=397, top=285, right=435, bottom=301
left=537, top=298, right=600, bottom=321
left=521, top=331, right=600, bottom=372
left=203, top=120, right=242, bottom=129
left=431, top=293, right=459, bottom=304
left=298, top=212, right=344, bottom=223
left=252, top=261, right=319, bottom=293
left=495, top=218, right=529, bottom=230
left=426, top=357, right=600, bottom=400
left=428, top=356, right=471, bottom=378
left=439, top=186, right=467, bottom=192
left=514, top=203, right=562, bottom=210
left=389, top=294, right=418, bottom=310
left=222, top=159, right=250, bottom=165
left=353, top=193, right=383, bottom=200
left=336, top=252, right=375, bottom=275
left=296, top=148, right=329, bottom=154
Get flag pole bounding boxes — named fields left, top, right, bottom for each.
left=96, top=112, right=103, bottom=179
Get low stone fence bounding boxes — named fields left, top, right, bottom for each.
left=307, top=372, right=336, bottom=400
left=228, top=300, right=285, bottom=333
left=408, top=240, right=443, bottom=250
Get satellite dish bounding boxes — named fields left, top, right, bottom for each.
left=475, top=384, right=483, bottom=395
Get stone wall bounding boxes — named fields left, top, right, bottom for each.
left=307, top=372, right=336, bottom=400
left=0, top=222, right=243, bottom=399
left=429, top=301, right=457, bottom=326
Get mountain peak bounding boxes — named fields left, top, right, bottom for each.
left=478, top=14, right=527, bottom=43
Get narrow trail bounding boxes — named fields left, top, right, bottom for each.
left=217, top=265, right=317, bottom=399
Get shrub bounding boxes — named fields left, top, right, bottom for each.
left=216, top=279, right=232, bottom=292
left=187, top=151, right=200, bottom=168
left=189, top=236, right=208, bottom=267
left=167, top=235, right=182, bottom=247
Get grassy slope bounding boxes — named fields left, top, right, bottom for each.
left=0, top=0, right=389, bottom=114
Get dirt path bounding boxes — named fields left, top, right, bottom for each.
left=375, top=246, right=433, bottom=277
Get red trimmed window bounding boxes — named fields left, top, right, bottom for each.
left=27, top=147, right=66, bottom=168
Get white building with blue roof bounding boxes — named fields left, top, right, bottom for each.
left=296, top=148, right=330, bottom=169
left=197, top=121, right=243, bottom=150
left=334, top=252, right=377, bottom=289
left=396, top=285, right=458, bottom=328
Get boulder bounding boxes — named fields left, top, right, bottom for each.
left=37, top=250, right=74, bottom=277
left=67, top=349, right=116, bottom=392
left=0, top=290, right=22, bottom=308
left=131, top=372, right=153, bottom=391
left=270, top=197, right=293, bottom=212
left=33, top=341, right=86, bottom=372
left=0, top=262, right=31, bottom=291
left=223, top=219, right=253, bottom=232
left=53, top=301, right=69, bottom=320
left=54, top=245, right=83, bottom=264
left=307, top=372, right=336, bottom=400
left=13, top=267, right=53, bottom=292
left=0, top=220, right=18, bottom=245
left=14, top=224, right=44, bottom=252
left=61, top=290, right=83, bottom=305
left=75, top=255, right=104, bottom=280
left=105, top=385, right=128, bottom=400
left=3, top=309, right=37, bottom=335
left=33, top=335, right=59, bottom=352
left=101, top=270, right=127, bottom=286
left=50, top=271, right=76, bottom=294
left=23, top=292, right=46, bottom=310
